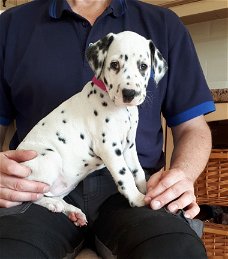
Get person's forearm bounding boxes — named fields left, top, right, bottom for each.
left=170, top=117, right=212, bottom=181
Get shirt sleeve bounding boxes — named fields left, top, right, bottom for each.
left=162, top=11, right=215, bottom=127
left=0, top=12, right=15, bottom=126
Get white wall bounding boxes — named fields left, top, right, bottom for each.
left=187, top=18, right=228, bottom=89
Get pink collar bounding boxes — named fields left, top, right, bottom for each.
left=92, top=76, right=107, bottom=92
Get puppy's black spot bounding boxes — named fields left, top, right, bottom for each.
left=61, top=110, right=65, bottom=114
left=56, top=132, right=60, bottom=136
left=104, top=77, right=108, bottom=85
left=119, top=167, right=126, bottom=175
left=112, top=143, right=117, bottom=147
left=129, top=143, right=134, bottom=149
left=132, top=169, right=138, bottom=177
left=109, top=84, right=113, bottom=89
left=94, top=110, right=98, bottom=116
left=46, top=148, right=54, bottom=152
left=94, top=89, right=97, bottom=94
left=41, top=153, right=46, bottom=156
left=118, top=180, right=123, bottom=186
left=84, top=163, right=89, bottom=167
left=80, top=134, right=85, bottom=140
left=102, top=139, right=106, bottom=143
left=105, top=118, right=109, bottom=123
left=102, top=102, right=108, bottom=107
left=88, top=90, right=93, bottom=98
left=100, top=93, right=104, bottom=98
left=42, top=122, right=45, bottom=126
left=115, top=149, right=122, bottom=156
left=125, top=55, right=128, bottom=61
left=91, top=82, right=94, bottom=86
left=62, top=120, right=67, bottom=123
left=58, top=137, right=66, bottom=144
left=102, top=133, right=106, bottom=137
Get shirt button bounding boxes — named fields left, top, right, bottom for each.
left=82, top=21, right=89, bottom=27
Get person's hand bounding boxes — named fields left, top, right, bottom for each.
left=0, top=150, right=50, bottom=208
left=144, top=168, right=200, bottom=219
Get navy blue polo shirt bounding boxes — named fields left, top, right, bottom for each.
left=0, top=0, right=215, bottom=170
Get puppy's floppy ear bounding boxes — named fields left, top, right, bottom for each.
left=86, top=33, right=115, bottom=79
left=149, top=40, right=168, bottom=85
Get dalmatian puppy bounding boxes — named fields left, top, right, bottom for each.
left=17, top=31, right=168, bottom=226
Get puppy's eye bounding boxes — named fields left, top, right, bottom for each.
left=110, top=61, right=120, bottom=71
left=140, top=63, right=148, bottom=71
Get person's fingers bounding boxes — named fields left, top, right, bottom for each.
left=184, top=201, right=201, bottom=219
left=3, top=150, right=37, bottom=162
left=146, top=170, right=163, bottom=192
left=0, top=150, right=37, bottom=177
left=167, top=191, right=196, bottom=213
left=0, top=174, right=50, bottom=193
left=0, top=199, right=22, bottom=208
left=145, top=170, right=184, bottom=205
left=149, top=178, right=194, bottom=210
left=0, top=188, right=43, bottom=203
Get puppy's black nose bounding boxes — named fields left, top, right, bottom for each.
left=122, top=89, right=136, bottom=103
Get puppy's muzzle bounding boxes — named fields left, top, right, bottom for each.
left=122, top=89, right=137, bottom=103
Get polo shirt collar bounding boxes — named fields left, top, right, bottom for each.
left=109, top=0, right=127, bottom=17
left=49, top=0, right=127, bottom=19
left=49, top=0, right=71, bottom=19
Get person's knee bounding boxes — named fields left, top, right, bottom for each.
left=0, top=239, right=46, bottom=259
left=0, top=204, right=85, bottom=259
left=94, top=195, right=206, bottom=258
left=125, top=233, right=207, bottom=259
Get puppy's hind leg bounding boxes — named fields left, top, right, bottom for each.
left=35, top=197, right=88, bottom=227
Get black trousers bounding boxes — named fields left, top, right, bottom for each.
left=0, top=168, right=207, bottom=259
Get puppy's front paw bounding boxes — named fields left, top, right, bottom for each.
left=129, top=193, right=146, bottom=207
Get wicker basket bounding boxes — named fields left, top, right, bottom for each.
left=194, top=149, right=228, bottom=258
